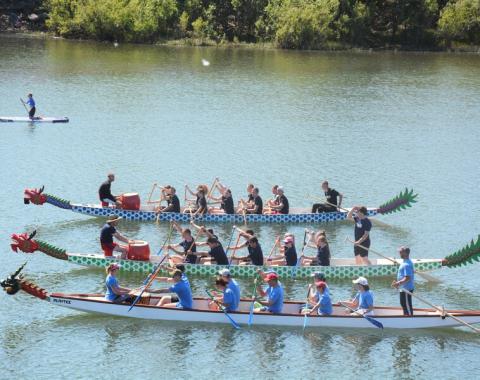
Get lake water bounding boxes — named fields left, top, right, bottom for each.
left=1, top=34, right=480, bottom=379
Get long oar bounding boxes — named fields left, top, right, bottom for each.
left=292, top=230, right=308, bottom=278
left=266, top=237, right=281, bottom=262
left=339, top=302, right=384, bottom=329
left=248, top=277, right=260, bottom=326
left=400, top=289, right=480, bottom=333
left=205, top=289, right=240, bottom=329
left=302, top=284, right=312, bottom=331
left=345, top=238, right=440, bottom=283
left=224, top=225, right=237, bottom=262
left=128, top=223, right=173, bottom=312
left=20, top=98, right=29, bottom=115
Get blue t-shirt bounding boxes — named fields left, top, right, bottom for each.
left=169, top=280, right=193, bottom=309
left=314, top=290, right=332, bottom=315
left=223, top=288, right=236, bottom=312
left=266, top=284, right=284, bottom=313
left=105, top=274, right=119, bottom=301
left=354, top=290, right=374, bottom=310
left=228, top=279, right=240, bottom=311
left=397, top=258, right=415, bottom=291
left=26, top=97, right=35, bottom=107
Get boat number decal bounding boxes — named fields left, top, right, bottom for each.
left=52, top=298, right=71, bottom=304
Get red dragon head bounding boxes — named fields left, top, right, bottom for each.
left=11, top=231, right=39, bottom=253
left=24, top=186, right=47, bottom=205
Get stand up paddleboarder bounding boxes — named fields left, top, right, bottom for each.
left=21, top=94, right=36, bottom=120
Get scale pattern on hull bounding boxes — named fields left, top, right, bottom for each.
left=71, top=205, right=377, bottom=223
left=68, top=255, right=443, bottom=279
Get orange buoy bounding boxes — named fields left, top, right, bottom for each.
left=128, top=241, right=150, bottom=261
left=119, top=193, right=141, bottom=210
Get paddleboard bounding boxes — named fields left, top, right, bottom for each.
left=0, top=116, right=69, bottom=123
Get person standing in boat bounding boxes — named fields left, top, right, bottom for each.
left=98, top=173, right=121, bottom=208
left=311, top=181, right=343, bottom=213
left=218, top=268, right=240, bottom=310
left=347, top=206, right=372, bottom=265
left=100, top=215, right=132, bottom=259
left=22, top=93, right=36, bottom=119
left=264, top=186, right=289, bottom=214
left=254, top=272, right=284, bottom=314
left=342, top=276, right=374, bottom=316
left=168, top=222, right=197, bottom=264
left=105, top=263, right=135, bottom=304
left=153, top=269, right=193, bottom=309
left=392, top=246, right=415, bottom=316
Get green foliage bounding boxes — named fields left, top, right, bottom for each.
left=43, top=0, right=480, bottom=48
left=438, top=0, right=480, bottom=44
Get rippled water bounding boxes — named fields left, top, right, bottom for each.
left=1, top=35, right=480, bottom=379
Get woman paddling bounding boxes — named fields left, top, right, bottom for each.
left=105, top=263, right=135, bottom=304
left=342, top=276, right=375, bottom=316
left=209, top=278, right=237, bottom=312
left=302, top=281, right=332, bottom=316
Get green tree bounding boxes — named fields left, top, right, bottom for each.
left=438, top=0, right=480, bottom=44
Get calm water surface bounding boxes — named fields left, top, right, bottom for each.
left=1, top=35, right=480, bottom=379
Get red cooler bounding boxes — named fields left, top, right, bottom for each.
left=119, top=193, right=140, bottom=210
left=128, top=241, right=150, bottom=261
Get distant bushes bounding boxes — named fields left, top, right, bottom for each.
left=42, top=0, right=480, bottom=48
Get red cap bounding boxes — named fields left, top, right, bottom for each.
left=315, top=281, right=327, bottom=289
left=264, top=273, right=278, bottom=281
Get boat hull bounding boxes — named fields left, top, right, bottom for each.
left=66, top=253, right=443, bottom=279
left=71, top=203, right=378, bottom=223
left=0, top=116, right=69, bottom=123
left=48, top=294, right=480, bottom=330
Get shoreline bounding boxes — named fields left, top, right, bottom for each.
left=2, top=30, right=480, bottom=54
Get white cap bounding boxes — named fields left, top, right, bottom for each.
left=353, top=276, right=368, bottom=286
left=218, top=268, right=231, bottom=276
left=277, top=186, right=284, bottom=192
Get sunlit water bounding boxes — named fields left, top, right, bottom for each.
left=1, top=35, right=480, bottom=379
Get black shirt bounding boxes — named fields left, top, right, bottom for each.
left=221, top=195, right=235, bottom=214
left=325, top=188, right=340, bottom=206
left=253, top=195, right=263, bottom=214
left=100, top=224, right=116, bottom=244
left=284, top=246, right=297, bottom=266
left=354, top=216, right=372, bottom=242
left=196, top=196, right=207, bottom=214
left=164, top=194, right=180, bottom=213
left=209, top=244, right=229, bottom=265
left=99, top=181, right=115, bottom=202
left=180, top=239, right=196, bottom=264
left=247, top=244, right=264, bottom=266
left=278, top=194, right=289, bottom=214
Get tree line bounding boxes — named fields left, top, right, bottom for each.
left=39, top=0, right=480, bottom=49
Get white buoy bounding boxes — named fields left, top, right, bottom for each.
left=201, top=59, right=210, bottom=66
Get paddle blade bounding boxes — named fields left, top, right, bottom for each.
left=365, top=315, right=384, bottom=329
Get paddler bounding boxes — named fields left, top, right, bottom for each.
left=230, top=236, right=264, bottom=266
left=342, top=276, right=375, bottom=316
left=100, top=215, right=132, bottom=259
left=157, top=186, right=181, bottom=213
left=98, top=173, right=121, bottom=207
left=154, top=264, right=191, bottom=307
left=254, top=272, right=284, bottom=314
left=303, top=281, right=332, bottom=316
left=311, top=181, right=343, bottom=213
left=392, top=246, right=415, bottom=316
left=22, top=93, right=36, bottom=119
left=152, top=269, right=193, bottom=309
left=209, top=187, right=235, bottom=214
left=268, top=235, right=297, bottom=266
left=218, top=268, right=240, bottom=311
left=168, top=222, right=197, bottom=264
left=236, top=183, right=255, bottom=213
left=347, top=206, right=372, bottom=265
left=210, top=278, right=237, bottom=312
left=105, top=263, right=135, bottom=304
left=194, top=238, right=229, bottom=265
left=245, top=187, right=263, bottom=214
left=264, top=186, right=289, bottom=214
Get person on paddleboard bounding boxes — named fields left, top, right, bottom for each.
left=392, top=246, right=415, bottom=316
left=100, top=215, right=132, bottom=259
left=23, top=93, right=36, bottom=119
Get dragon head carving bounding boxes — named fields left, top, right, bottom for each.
left=24, top=186, right=46, bottom=205
left=11, top=231, right=38, bottom=253
left=1, top=262, right=26, bottom=295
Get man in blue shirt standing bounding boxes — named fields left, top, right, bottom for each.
left=255, top=272, right=284, bottom=314
left=23, top=93, right=36, bottom=119
left=392, top=246, right=415, bottom=315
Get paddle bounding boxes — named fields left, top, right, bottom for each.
left=339, top=302, right=384, bottom=329
left=228, top=230, right=242, bottom=266
left=303, top=284, right=312, bottom=331
left=205, top=289, right=240, bottom=329
left=292, top=230, right=308, bottom=278
left=399, top=289, right=480, bottom=333
left=345, top=238, right=440, bottom=283
left=128, top=223, right=173, bottom=312
left=248, top=277, right=260, bottom=326
left=20, top=98, right=29, bottom=115
left=267, top=237, right=281, bottom=261
left=222, top=226, right=237, bottom=266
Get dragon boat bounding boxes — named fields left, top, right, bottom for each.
left=2, top=266, right=480, bottom=330
left=23, top=186, right=417, bottom=223
left=10, top=231, right=480, bottom=280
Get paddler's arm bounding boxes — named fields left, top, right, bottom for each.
left=355, top=231, right=369, bottom=245
left=148, top=288, right=171, bottom=294
left=114, top=232, right=131, bottom=244
left=166, top=244, right=183, bottom=254
left=347, top=206, right=358, bottom=220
